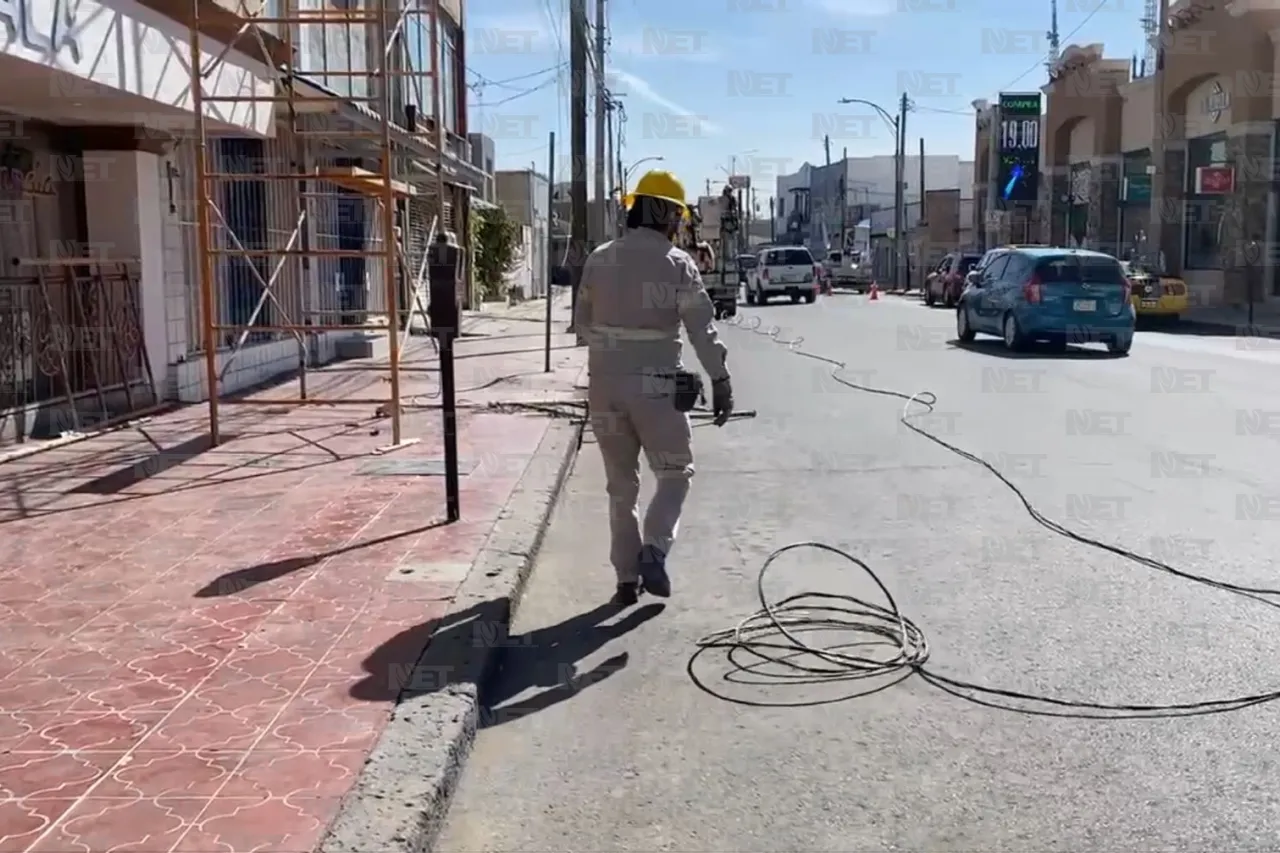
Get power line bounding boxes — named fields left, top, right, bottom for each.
left=467, top=63, right=567, bottom=92
left=1000, top=0, right=1109, bottom=90
left=469, top=76, right=559, bottom=107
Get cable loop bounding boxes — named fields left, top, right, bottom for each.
left=690, top=308, right=1280, bottom=718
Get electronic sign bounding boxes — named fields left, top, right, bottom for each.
left=997, top=93, right=1041, bottom=204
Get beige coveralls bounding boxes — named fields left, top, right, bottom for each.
left=574, top=228, right=730, bottom=583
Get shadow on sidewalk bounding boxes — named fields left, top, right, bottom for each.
left=345, top=597, right=662, bottom=720
left=194, top=518, right=453, bottom=598
left=477, top=602, right=663, bottom=728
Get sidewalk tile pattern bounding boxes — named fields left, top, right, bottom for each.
left=0, top=315, right=583, bottom=852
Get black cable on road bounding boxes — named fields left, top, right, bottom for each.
left=688, top=311, right=1280, bottom=719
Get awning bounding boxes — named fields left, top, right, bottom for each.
left=318, top=166, right=417, bottom=198
left=286, top=75, right=490, bottom=188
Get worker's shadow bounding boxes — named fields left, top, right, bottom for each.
left=346, top=597, right=663, bottom=728
left=478, top=601, right=665, bottom=729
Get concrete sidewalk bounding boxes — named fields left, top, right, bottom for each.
left=0, top=298, right=585, bottom=853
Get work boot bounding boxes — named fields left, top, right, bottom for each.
left=610, top=582, right=640, bottom=606
left=637, top=545, right=671, bottom=598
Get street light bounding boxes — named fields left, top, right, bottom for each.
left=838, top=97, right=905, bottom=291
left=623, top=155, right=664, bottom=189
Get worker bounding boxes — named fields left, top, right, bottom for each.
left=575, top=170, right=734, bottom=606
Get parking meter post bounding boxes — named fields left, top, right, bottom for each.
left=428, top=234, right=462, bottom=522
left=1247, top=239, right=1260, bottom=327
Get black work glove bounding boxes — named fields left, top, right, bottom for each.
left=711, top=377, right=734, bottom=426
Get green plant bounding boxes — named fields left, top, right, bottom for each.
left=471, top=205, right=523, bottom=301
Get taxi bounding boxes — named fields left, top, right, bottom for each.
left=1120, top=260, right=1188, bottom=320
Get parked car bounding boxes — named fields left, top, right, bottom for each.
left=1120, top=259, right=1188, bottom=322
left=924, top=252, right=983, bottom=308
left=745, top=246, right=819, bottom=305
left=956, top=247, right=1135, bottom=354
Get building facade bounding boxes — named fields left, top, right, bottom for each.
left=0, top=0, right=486, bottom=444
left=495, top=168, right=550, bottom=297
left=986, top=0, right=1280, bottom=308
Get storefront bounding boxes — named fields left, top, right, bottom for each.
left=1038, top=1, right=1280, bottom=307
left=0, top=0, right=277, bottom=441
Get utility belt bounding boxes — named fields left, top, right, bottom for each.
left=654, top=370, right=704, bottom=413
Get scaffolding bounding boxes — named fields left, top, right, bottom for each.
left=187, top=0, right=448, bottom=446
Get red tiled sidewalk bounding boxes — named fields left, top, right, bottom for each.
left=0, top=301, right=584, bottom=852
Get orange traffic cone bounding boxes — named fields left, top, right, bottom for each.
left=869, top=283, right=880, bottom=301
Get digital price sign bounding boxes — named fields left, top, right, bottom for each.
left=997, top=92, right=1041, bottom=204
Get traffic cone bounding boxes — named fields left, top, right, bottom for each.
left=869, top=283, right=879, bottom=301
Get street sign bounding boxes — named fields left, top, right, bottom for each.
left=1195, top=166, right=1234, bottom=195
left=728, top=174, right=750, bottom=189
left=1122, top=175, right=1151, bottom=203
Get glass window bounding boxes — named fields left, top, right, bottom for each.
left=1184, top=132, right=1227, bottom=270
left=441, top=26, right=457, bottom=133
left=773, top=248, right=812, bottom=265
left=405, top=2, right=430, bottom=112
left=983, top=255, right=1010, bottom=280
left=1036, top=255, right=1125, bottom=284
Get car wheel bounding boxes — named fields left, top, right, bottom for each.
left=1108, top=336, right=1133, bottom=355
left=790, top=293, right=801, bottom=304
left=957, top=304, right=976, bottom=342
left=924, top=287, right=936, bottom=306
left=758, top=292, right=769, bottom=305
left=1002, top=313, right=1027, bottom=351
left=745, top=289, right=756, bottom=305
left=804, top=291, right=816, bottom=304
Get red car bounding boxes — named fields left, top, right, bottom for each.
left=924, top=252, right=983, bottom=308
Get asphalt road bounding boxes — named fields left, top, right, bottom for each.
left=436, top=293, right=1280, bottom=852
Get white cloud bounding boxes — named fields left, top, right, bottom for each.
left=812, top=0, right=899, bottom=16
left=607, top=68, right=723, bottom=135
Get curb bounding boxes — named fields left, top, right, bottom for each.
left=318, top=415, right=586, bottom=853
left=1173, top=319, right=1280, bottom=337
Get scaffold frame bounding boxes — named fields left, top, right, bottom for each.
left=188, top=0, right=449, bottom=446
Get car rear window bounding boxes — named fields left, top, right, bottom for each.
left=958, top=255, right=981, bottom=273
left=770, top=249, right=813, bottom=266
left=828, top=252, right=842, bottom=263
left=1036, top=255, right=1126, bottom=284
left=738, top=255, right=758, bottom=269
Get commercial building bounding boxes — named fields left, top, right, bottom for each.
left=776, top=155, right=973, bottom=256
left=0, top=0, right=487, bottom=445
left=977, top=0, right=1280, bottom=308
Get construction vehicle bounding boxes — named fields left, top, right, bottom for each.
left=681, top=193, right=738, bottom=319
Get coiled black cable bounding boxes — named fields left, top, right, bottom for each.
left=688, top=311, right=1280, bottom=719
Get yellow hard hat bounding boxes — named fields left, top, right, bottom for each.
left=627, top=169, right=687, bottom=209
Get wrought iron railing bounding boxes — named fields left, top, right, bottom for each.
left=0, top=263, right=155, bottom=432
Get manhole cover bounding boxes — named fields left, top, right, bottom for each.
left=356, top=458, right=478, bottom=476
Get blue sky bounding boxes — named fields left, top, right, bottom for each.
left=465, top=0, right=1145, bottom=206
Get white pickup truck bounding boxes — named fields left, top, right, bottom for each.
left=823, top=249, right=874, bottom=293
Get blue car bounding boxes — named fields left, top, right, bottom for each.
left=955, top=247, right=1135, bottom=355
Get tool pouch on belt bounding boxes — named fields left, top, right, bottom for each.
left=670, top=370, right=704, bottom=413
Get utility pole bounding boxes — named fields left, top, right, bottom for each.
left=894, top=92, right=908, bottom=291
left=605, top=97, right=616, bottom=237
left=769, top=196, right=776, bottom=241
left=840, top=146, right=848, bottom=255
left=593, top=0, right=607, bottom=243
left=986, top=101, right=1000, bottom=251
left=1149, top=0, right=1170, bottom=273
left=706, top=178, right=711, bottom=195
left=569, top=0, right=588, bottom=338
left=823, top=135, right=831, bottom=249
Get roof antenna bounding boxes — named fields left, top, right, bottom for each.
left=1046, top=0, right=1060, bottom=75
